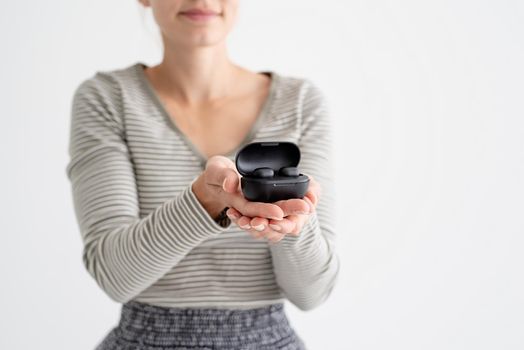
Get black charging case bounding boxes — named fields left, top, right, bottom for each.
left=235, top=142, right=310, bottom=203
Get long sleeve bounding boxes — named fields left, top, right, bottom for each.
left=269, top=79, right=340, bottom=311
left=66, top=74, right=231, bottom=303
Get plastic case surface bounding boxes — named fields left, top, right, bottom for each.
left=235, top=142, right=310, bottom=202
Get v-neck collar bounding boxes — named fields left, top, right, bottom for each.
left=133, top=62, right=280, bottom=166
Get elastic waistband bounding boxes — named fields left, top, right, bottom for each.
left=97, top=301, right=305, bottom=349
left=120, top=300, right=289, bottom=334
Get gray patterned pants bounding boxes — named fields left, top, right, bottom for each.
left=95, top=301, right=307, bottom=349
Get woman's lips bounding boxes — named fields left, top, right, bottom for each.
left=179, top=10, right=219, bottom=22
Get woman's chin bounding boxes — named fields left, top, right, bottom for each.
left=169, top=31, right=226, bottom=48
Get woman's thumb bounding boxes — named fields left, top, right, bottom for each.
left=205, top=155, right=239, bottom=192
left=221, top=168, right=240, bottom=193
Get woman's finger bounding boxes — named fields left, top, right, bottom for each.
left=250, top=217, right=300, bottom=242
left=247, top=222, right=283, bottom=241
left=226, top=208, right=295, bottom=243
left=226, top=209, right=279, bottom=240
left=302, top=195, right=315, bottom=213
left=286, top=214, right=309, bottom=236
left=226, top=209, right=277, bottom=236
left=272, top=198, right=310, bottom=216
left=228, top=206, right=304, bottom=237
left=229, top=207, right=297, bottom=236
left=303, top=173, right=321, bottom=204
left=267, top=217, right=296, bottom=234
left=249, top=217, right=269, bottom=232
left=229, top=195, right=284, bottom=220
left=226, top=208, right=252, bottom=229
left=304, top=192, right=317, bottom=208
left=226, top=207, right=242, bottom=220
left=257, top=229, right=286, bottom=243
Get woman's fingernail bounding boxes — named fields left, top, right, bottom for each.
left=227, top=212, right=240, bottom=220
left=295, top=211, right=309, bottom=215
left=226, top=210, right=240, bottom=219
left=240, top=224, right=251, bottom=230
left=253, top=224, right=265, bottom=231
left=269, top=224, right=281, bottom=231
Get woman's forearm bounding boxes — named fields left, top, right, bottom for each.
left=269, top=212, right=340, bottom=311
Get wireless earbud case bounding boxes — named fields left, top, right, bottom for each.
left=235, top=142, right=310, bottom=203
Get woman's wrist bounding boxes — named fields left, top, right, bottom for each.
left=192, top=173, right=227, bottom=219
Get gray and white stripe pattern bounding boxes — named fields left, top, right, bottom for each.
left=66, top=62, right=339, bottom=310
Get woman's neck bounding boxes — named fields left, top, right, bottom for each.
left=148, top=40, right=241, bottom=106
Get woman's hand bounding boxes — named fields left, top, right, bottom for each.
left=226, top=175, right=321, bottom=243
left=192, top=155, right=309, bottom=222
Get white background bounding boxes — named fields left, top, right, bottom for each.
left=1, top=0, right=523, bottom=349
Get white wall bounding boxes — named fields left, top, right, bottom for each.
left=1, top=0, right=523, bottom=349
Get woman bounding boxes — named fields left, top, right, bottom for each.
left=66, top=0, right=340, bottom=349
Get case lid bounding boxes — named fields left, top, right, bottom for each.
left=235, top=142, right=301, bottom=176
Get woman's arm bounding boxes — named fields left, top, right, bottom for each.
left=268, top=80, right=340, bottom=311
left=66, top=74, right=232, bottom=303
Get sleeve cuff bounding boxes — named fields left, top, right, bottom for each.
left=158, top=176, right=232, bottom=250
left=185, top=176, right=232, bottom=233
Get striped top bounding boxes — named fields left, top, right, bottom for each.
left=66, top=62, right=340, bottom=310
